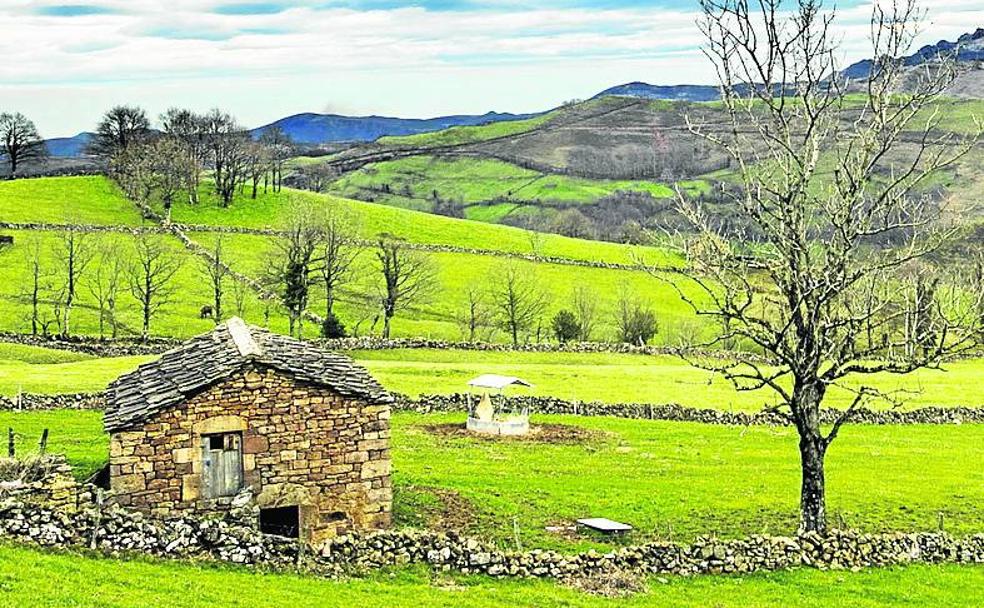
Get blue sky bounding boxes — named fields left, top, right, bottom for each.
left=1, top=1, right=980, bottom=137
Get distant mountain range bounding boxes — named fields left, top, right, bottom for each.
left=251, top=111, right=540, bottom=145
left=841, top=27, right=984, bottom=79
left=43, top=29, right=983, bottom=157
left=45, top=111, right=539, bottom=157
left=44, top=132, right=93, bottom=157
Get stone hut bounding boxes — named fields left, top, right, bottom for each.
left=104, top=318, right=393, bottom=544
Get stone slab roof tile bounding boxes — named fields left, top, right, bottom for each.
left=104, top=318, right=391, bottom=432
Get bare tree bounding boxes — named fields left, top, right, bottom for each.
left=161, top=108, right=209, bottom=205
left=572, top=285, right=598, bottom=341
left=268, top=200, right=324, bottom=337
left=0, top=112, right=47, bottom=174
left=258, top=127, right=294, bottom=193
left=199, top=236, right=229, bottom=325
left=127, top=234, right=183, bottom=342
left=456, top=285, right=492, bottom=342
left=85, top=243, right=126, bottom=339
left=375, top=237, right=438, bottom=339
left=613, top=284, right=658, bottom=345
left=665, top=0, right=983, bottom=533
left=201, top=110, right=251, bottom=207
left=147, top=137, right=196, bottom=222
left=21, top=236, right=52, bottom=336
left=319, top=206, right=361, bottom=322
left=488, top=262, right=548, bottom=346
left=89, top=105, right=150, bottom=158
left=54, top=227, right=93, bottom=338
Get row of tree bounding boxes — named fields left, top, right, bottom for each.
left=19, top=230, right=183, bottom=341
left=97, top=105, right=295, bottom=215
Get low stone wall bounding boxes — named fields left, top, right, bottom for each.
left=0, top=392, right=105, bottom=411
left=0, top=332, right=177, bottom=356
left=3, top=390, right=983, bottom=426
left=1, top=494, right=982, bottom=578
left=396, top=393, right=984, bottom=426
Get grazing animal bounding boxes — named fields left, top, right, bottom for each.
left=200, top=305, right=215, bottom=320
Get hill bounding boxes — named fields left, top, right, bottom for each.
left=251, top=111, right=542, bottom=145
left=43, top=132, right=93, bottom=157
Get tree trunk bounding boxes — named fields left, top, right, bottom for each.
left=793, top=381, right=828, bottom=534
left=798, top=431, right=827, bottom=533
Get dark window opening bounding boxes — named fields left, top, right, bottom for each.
left=260, top=506, right=300, bottom=538
left=201, top=432, right=244, bottom=499
left=323, top=511, right=346, bottom=524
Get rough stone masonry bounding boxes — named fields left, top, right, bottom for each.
left=104, top=318, right=393, bottom=544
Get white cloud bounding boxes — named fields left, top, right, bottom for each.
left=1, top=1, right=981, bottom=136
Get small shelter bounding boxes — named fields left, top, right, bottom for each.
left=104, top=318, right=393, bottom=544
left=466, top=374, right=533, bottom=436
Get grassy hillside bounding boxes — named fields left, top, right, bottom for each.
left=0, top=176, right=146, bottom=225
left=4, top=410, right=983, bottom=547
left=375, top=111, right=557, bottom=147
left=329, top=156, right=679, bottom=223
left=0, top=344, right=150, bottom=395
left=3, top=544, right=982, bottom=608
left=0, top=229, right=294, bottom=340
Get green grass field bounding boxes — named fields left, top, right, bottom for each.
left=0, top=176, right=146, bottom=225
left=375, top=112, right=557, bottom=147
left=6, top=343, right=984, bottom=414
left=355, top=348, right=984, bottom=411
left=4, top=409, right=982, bottom=548
left=1, top=544, right=982, bottom=608
left=330, top=156, right=677, bottom=222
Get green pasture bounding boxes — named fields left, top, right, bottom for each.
left=2, top=410, right=982, bottom=548
left=1, top=544, right=982, bottom=608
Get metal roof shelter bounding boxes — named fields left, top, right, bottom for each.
left=466, top=374, right=533, bottom=436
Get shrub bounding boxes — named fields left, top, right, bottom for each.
left=552, top=309, right=580, bottom=343
left=321, top=312, right=348, bottom=339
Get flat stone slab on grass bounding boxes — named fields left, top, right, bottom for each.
left=576, top=518, right=633, bottom=534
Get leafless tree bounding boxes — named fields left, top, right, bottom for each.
left=375, top=237, right=438, bottom=339
left=456, top=285, right=492, bottom=342
left=147, top=137, right=197, bottom=222
left=613, top=284, right=658, bottom=345
left=268, top=199, right=324, bottom=337
left=127, top=233, right=183, bottom=342
left=297, top=163, right=338, bottom=193
left=258, top=127, right=294, bottom=193
left=201, top=110, right=251, bottom=207
left=161, top=108, right=209, bottom=205
left=572, top=285, right=598, bottom=341
left=199, top=236, right=229, bottom=325
left=663, top=0, right=983, bottom=533
left=109, top=142, right=154, bottom=203
left=89, top=105, right=150, bottom=158
left=319, top=206, right=361, bottom=321
left=85, top=243, right=126, bottom=339
left=488, top=262, right=548, bottom=346
left=21, top=235, right=53, bottom=336
left=0, top=112, right=47, bottom=174
left=54, top=227, right=93, bottom=338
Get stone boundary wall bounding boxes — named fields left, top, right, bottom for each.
left=0, top=332, right=177, bottom=356
left=0, top=495, right=982, bottom=579
left=0, top=220, right=671, bottom=273
left=0, top=392, right=104, bottom=411
left=0, top=331, right=763, bottom=359
left=398, top=393, right=984, bottom=425
left=3, top=389, right=983, bottom=426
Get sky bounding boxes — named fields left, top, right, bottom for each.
left=2, top=1, right=983, bottom=137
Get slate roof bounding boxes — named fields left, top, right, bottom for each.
left=104, top=318, right=392, bottom=432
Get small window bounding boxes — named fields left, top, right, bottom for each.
left=260, top=506, right=300, bottom=538
left=201, top=432, right=243, bottom=499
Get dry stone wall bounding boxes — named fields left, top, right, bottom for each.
left=0, top=494, right=982, bottom=579
left=3, top=390, right=984, bottom=425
